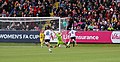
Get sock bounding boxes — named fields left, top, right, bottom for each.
left=49, top=48, right=52, bottom=51
left=41, top=43, right=43, bottom=47
left=67, top=41, right=70, bottom=46
left=75, top=41, right=77, bottom=45
left=58, top=45, right=61, bottom=47
left=73, top=41, right=75, bottom=47
left=49, top=48, right=52, bottom=53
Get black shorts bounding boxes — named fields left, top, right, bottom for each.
left=45, top=39, right=50, bottom=42
left=70, top=37, right=76, bottom=40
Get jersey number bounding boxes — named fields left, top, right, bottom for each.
left=46, top=31, right=49, bottom=35
left=72, top=31, right=74, bottom=34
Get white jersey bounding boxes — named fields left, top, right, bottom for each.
left=69, top=30, right=76, bottom=37
left=44, top=30, right=52, bottom=40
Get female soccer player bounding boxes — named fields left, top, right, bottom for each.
left=44, top=26, right=53, bottom=53
left=40, top=30, right=44, bottom=48
left=67, top=29, right=77, bottom=47
left=54, top=32, right=68, bottom=48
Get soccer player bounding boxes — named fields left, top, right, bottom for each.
left=40, top=30, right=44, bottom=48
left=44, top=26, right=53, bottom=53
left=67, top=28, right=77, bottom=47
left=54, top=32, right=67, bottom=48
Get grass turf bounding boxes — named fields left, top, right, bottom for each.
left=0, top=43, right=120, bottom=62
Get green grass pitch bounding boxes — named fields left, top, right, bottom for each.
left=0, top=43, right=120, bottom=62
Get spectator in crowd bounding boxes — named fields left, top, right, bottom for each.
left=107, top=24, right=114, bottom=31
left=0, top=0, right=120, bottom=31
left=88, top=24, right=94, bottom=31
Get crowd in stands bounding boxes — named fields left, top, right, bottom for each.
left=0, top=0, right=120, bottom=31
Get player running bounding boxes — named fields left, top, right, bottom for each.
left=54, top=32, right=68, bottom=48
left=67, top=28, right=77, bottom=47
left=44, top=26, right=53, bottom=53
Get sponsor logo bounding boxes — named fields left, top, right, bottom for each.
left=111, top=31, right=120, bottom=43
left=76, top=36, right=99, bottom=40
left=0, top=34, right=39, bottom=39
left=63, top=35, right=99, bottom=40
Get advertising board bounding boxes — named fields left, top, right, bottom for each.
left=62, top=31, right=120, bottom=43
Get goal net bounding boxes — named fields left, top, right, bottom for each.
left=0, top=17, right=71, bottom=43
left=0, top=17, right=61, bottom=32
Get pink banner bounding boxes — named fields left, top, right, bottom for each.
left=62, top=30, right=113, bottom=43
